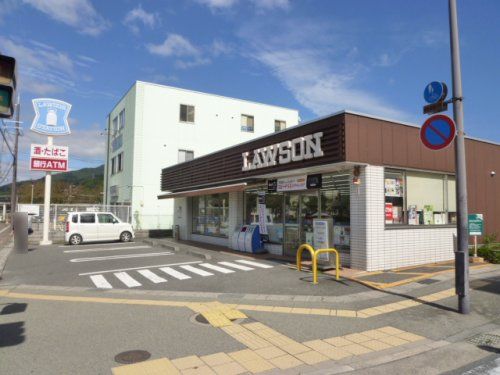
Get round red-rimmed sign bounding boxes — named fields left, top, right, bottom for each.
left=420, top=114, right=456, bottom=150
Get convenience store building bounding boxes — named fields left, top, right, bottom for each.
left=159, top=111, right=500, bottom=271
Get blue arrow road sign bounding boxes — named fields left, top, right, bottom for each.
left=424, top=81, right=447, bottom=104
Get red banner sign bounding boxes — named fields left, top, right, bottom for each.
left=30, top=157, right=68, bottom=172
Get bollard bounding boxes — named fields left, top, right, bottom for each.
left=13, top=212, right=29, bottom=253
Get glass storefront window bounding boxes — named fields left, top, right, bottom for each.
left=244, top=191, right=283, bottom=244
left=384, top=170, right=405, bottom=225
left=192, top=193, right=228, bottom=237
left=384, top=169, right=455, bottom=226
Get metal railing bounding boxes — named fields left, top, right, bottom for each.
left=296, top=244, right=340, bottom=284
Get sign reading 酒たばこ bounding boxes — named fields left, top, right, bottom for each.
left=30, top=144, right=69, bottom=172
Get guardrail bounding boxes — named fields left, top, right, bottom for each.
left=296, top=244, right=340, bottom=284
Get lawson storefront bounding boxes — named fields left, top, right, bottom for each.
left=159, top=111, right=500, bottom=271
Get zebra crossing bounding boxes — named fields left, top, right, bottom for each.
left=85, top=259, right=274, bottom=289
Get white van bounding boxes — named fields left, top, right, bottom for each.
left=65, top=212, right=134, bottom=245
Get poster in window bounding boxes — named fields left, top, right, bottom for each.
left=385, top=202, right=393, bottom=224
left=384, top=178, right=403, bottom=197
left=408, top=205, right=418, bottom=225
left=257, top=192, right=268, bottom=235
left=423, top=205, right=434, bottom=225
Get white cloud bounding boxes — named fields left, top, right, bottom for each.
left=238, top=19, right=408, bottom=120
left=196, top=0, right=289, bottom=11
left=195, top=0, right=238, bottom=10
left=123, top=4, right=159, bottom=34
left=22, top=0, right=109, bottom=36
left=0, top=36, right=113, bottom=98
left=147, top=34, right=200, bottom=57
left=210, top=39, right=233, bottom=56
left=252, top=0, right=289, bottom=10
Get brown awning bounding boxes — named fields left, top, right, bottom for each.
left=158, top=182, right=248, bottom=199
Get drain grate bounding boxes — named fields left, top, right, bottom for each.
left=417, top=279, right=439, bottom=285
left=467, top=333, right=500, bottom=348
left=190, top=313, right=246, bottom=326
left=114, top=350, right=151, bottom=364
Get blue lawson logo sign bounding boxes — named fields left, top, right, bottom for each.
left=31, top=98, right=71, bottom=136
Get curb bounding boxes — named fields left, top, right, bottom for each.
left=0, top=239, right=14, bottom=280
left=142, top=239, right=211, bottom=260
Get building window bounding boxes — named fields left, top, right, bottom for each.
left=180, top=104, right=195, bottom=123
left=385, top=169, right=455, bottom=226
left=192, top=193, right=229, bottom=237
left=112, top=117, right=118, bottom=136
left=111, top=157, right=116, bottom=175
left=244, top=191, right=284, bottom=244
left=178, top=149, right=194, bottom=163
left=117, top=152, right=124, bottom=172
left=274, top=120, right=286, bottom=132
left=119, top=109, right=125, bottom=130
left=241, top=114, right=254, bottom=132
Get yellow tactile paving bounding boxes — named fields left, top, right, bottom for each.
left=172, top=355, right=205, bottom=371
left=211, top=361, right=246, bottom=375
left=295, top=350, right=329, bottom=365
left=112, top=358, right=180, bottom=375
left=268, top=354, right=304, bottom=369
left=254, top=346, right=287, bottom=360
left=361, top=339, right=393, bottom=351
left=323, top=336, right=352, bottom=347
left=343, top=333, right=371, bottom=343
left=0, top=287, right=457, bottom=322
left=200, top=352, right=233, bottom=367
left=342, top=343, right=373, bottom=355
left=181, top=365, right=216, bottom=374
left=378, top=335, right=410, bottom=347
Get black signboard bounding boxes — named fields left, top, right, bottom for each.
left=307, top=174, right=322, bottom=189
left=267, top=179, right=277, bottom=193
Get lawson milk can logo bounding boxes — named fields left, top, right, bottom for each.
left=31, top=98, right=72, bottom=136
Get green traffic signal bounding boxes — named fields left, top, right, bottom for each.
left=0, top=86, right=13, bottom=114
left=0, top=54, right=16, bottom=118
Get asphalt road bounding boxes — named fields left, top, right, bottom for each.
left=2, top=240, right=371, bottom=297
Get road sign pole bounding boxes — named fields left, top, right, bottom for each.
left=40, top=136, right=53, bottom=246
left=9, top=100, right=20, bottom=225
left=449, top=0, right=470, bottom=314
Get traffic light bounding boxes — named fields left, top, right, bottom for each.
left=0, top=54, right=17, bottom=118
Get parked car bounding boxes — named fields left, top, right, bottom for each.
left=65, top=212, right=134, bottom=245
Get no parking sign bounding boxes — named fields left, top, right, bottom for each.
left=420, top=114, right=456, bottom=150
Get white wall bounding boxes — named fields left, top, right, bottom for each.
left=350, top=165, right=456, bottom=271
left=131, top=82, right=298, bottom=229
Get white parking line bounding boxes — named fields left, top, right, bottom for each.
left=180, top=265, right=214, bottom=277
left=199, top=263, right=235, bottom=274
left=218, top=261, right=254, bottom=271
left=159, top=267, right=191, bottom=280
left=70, top=252, right=173, bottom=263
left=64, top=245, right=150, bottom=253
left=89, top=275, right=113, bottom=289
left=235, top=260, right=274, bottom=269
left=137, top=269, right=167, bottom=283
left=114, top=272, right=141, bottom=287
left=79, top=261, right=202, bottom=276
left=59, top=242, right=135, bottom=248
left=0, top=226, right=10, bottom=235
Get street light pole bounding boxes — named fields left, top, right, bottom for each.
left=9, top=100, right=20, bottom=225
left=449, top=0, right=470, bottom=314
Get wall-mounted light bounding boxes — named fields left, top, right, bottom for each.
left=353, top=165, right=361, bottom=185
left=491, top=171, right=496, bottom=177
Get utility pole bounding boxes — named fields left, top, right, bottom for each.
left=449, top=0, right=469, bottom=314
left=9, top=100, right=20, bottom=225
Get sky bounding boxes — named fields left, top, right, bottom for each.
left=0, top=0, right=499, bottom=184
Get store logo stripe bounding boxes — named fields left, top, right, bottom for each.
left=137, top=269, right=167, bottom=283
left=159, top=267, right=191, bottom=280
left=114, top=272, right=142, bottom=287
left=179, top=265, right=214, bottom=277
left=199, top=263, right=235, bottom=274
left=218, top=261, right=254, bottom=271
left=90, top=275, right=113, bottom=289
left=235, top=260, right=274, bottom=269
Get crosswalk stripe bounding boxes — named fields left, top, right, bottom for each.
left=235, top=260, right=274, bottom=269
left=137, top=269, right=167, bottom=283
left=159, top=267, right=191, bottom=280
left=199, top=263, right=235, bottom=274
left=180, top=265, right=214, bottom=277
left=218, top=261, right=254, bottom=271
left=90, top=275, right=113, bottom=289
left=114, top=272, right=141, bottom=287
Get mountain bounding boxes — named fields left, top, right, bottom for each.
left=0, top=165, right=104, bottom=204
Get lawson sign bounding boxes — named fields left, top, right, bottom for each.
left=31, top=98, right=72, bottom=136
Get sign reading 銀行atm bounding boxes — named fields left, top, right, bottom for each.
left=242, top=132, right=324, bottom=171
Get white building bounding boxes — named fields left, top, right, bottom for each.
left=103, top=81, right=299, bottom=230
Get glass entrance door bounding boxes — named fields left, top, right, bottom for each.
left=283, top=191, right=319, bottom=258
